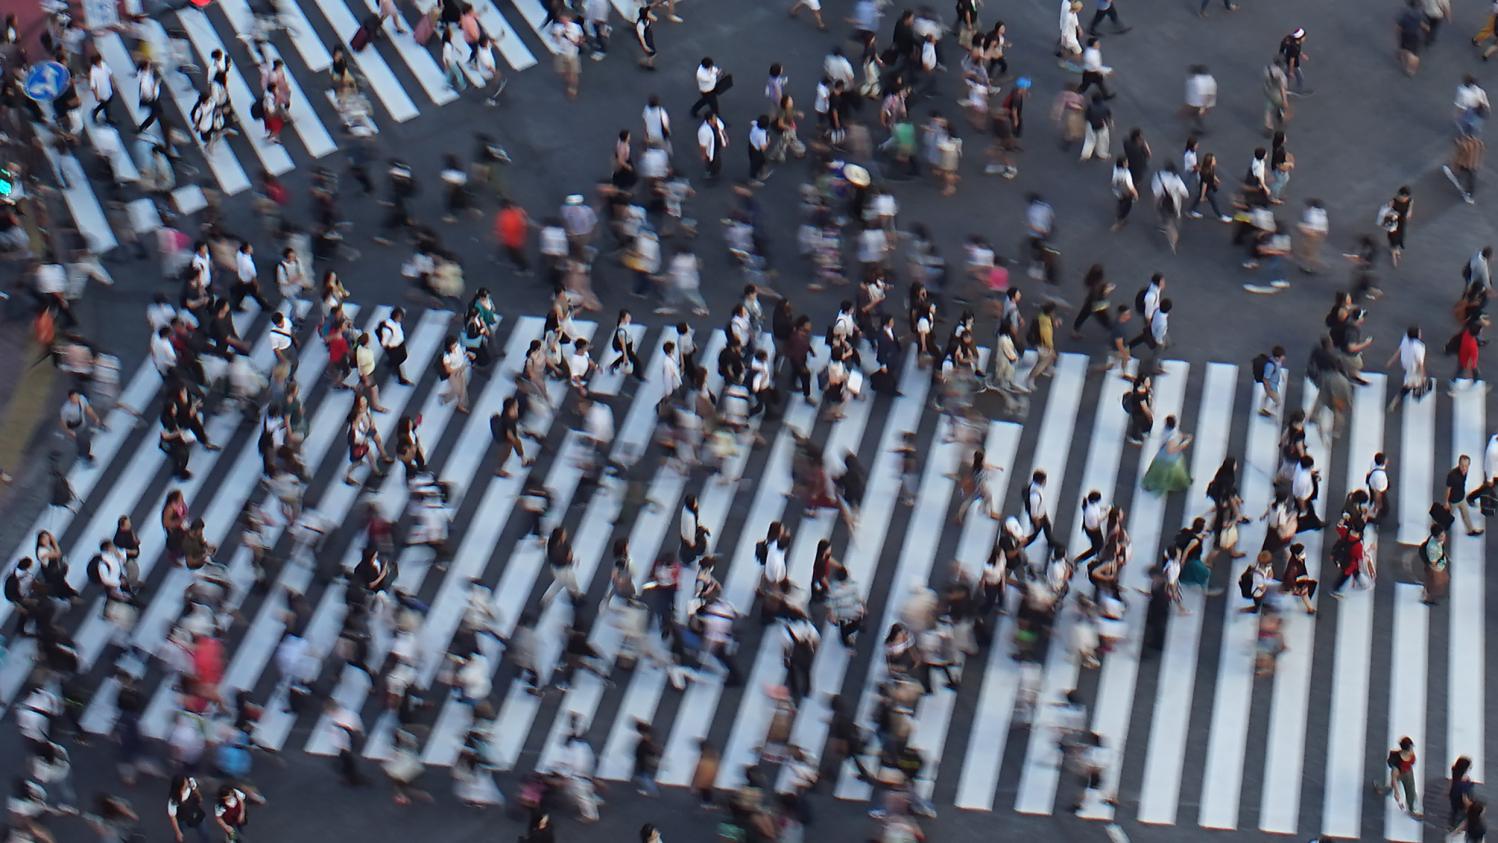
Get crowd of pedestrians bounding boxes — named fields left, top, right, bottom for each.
left=2, top=0, right=1497, bottom=841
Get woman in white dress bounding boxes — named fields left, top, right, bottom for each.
left=1058, top=0, right=1085, bottom=63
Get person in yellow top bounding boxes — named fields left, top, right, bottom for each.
left=1026, top=301, right=1058, bottom=389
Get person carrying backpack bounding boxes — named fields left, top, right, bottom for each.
left=1253, top=346, right=1288, bottom=417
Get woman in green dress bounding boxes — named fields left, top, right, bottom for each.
left=1141, top=414, right=1194, bottom=495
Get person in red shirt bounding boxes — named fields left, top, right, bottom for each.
left=325, top=325, right=352, bottom=390
left=1453, top=320, right=1484, bottom=387
left=1375, top=736, right=1422, bottom=818
left=495, top=200, right=532, bottom=275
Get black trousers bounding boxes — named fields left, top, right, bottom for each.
left=1076, top=71, right=1112, bottom=98
left=1075, top=526, right=1105, bottom=563
left=1089, top=6, right=1122, bottom=32
left=137, top=98, right=165, bottom=132
left=690, top=90, right=720, bottom=118
left=383, top=342, right=409, bottom=380
left=91, top=94, right=117, bottom=125
left=231, top=280, right=270, bottom=311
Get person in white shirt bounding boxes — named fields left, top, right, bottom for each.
left=642, top=95, right=671, bottom=150
left=679, top=495, right=706, bottom=563
left=88, top=54, right=117, bottom=126
left=1386, top=325, right=1428, bottom=412
left=657, top=340, right=682, bottom=412
left=1456, top=74, right=1489, bottom=120
left=1110, top=159, right=1136, bottom=231
left=440, top=337, right=471, bottom=413
left=191, top=91, right=220, bottom=148
left=231, top=241, right=268, bottom=312
left=1074, top=490, right=1108, bottom=564
left=788, top=0, right=827, bottom=30
left=1293, top=198, right=1329, bottom=273
left=690, top=56, right=723, bottom=118
left=267, top=311, right=295, bottom=372
left=583, top=0, right=611, bottom=59
left=662, top=247, right=708, bottom=316
left=151, top=326, right=179, bottom=378
left=1145, top=297, right=1172, bottom=374
left=189, top=242, right=213, bottom=292
left=1466, top=246, right=1493, bottom=293
left=1077, top=37, right=1113, bottom=99
left=377, top=307, right=410, bottom=385
left=275, top=247, right=307, bottom=302
left=1151, top=164, right=1190, bottom=253
left=91, top=538, right=128, bottom=600
left=1183, top=65, right=1217, bottom=132
left=747, top=116, right=771, bottom=183
left=566, top=337, right=595, bottom=397
left=823, top=48, right=854, bottom=89
left=1365, top=452, right=1390, bottom=523
left=473, top=34, right=506, bottom=105
left=550, top=14, right=585, bottom=99
left=698, top=112, right=727, bottom=179
left=1024, top=470, right=1057, bottom=548
left=135, top=58, right=165, bottom=135
left=440, top=28, right=468, bottom=92
left=1059, top=0, right=1084, bottom=58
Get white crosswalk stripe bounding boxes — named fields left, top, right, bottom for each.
left=5, top=308, right=1493, bottom=842
left=40, top=0, right=544, bottom=252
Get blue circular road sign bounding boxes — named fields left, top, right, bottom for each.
left=24, top=62, right=71, bottom=103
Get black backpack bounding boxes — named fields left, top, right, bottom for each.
left=1251, top=353, right=1270, bottom=384
left=1237, top=565, right=1255, bottom=600
left=87, top=554, right=106, bottom=587
left=1134, top=286, right=1150, bottom=315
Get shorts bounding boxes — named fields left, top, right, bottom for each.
left=555, top=53, right=581, bottom=75
left=802, top=0, right=822, bottom=9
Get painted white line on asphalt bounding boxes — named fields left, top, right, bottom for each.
left=1075, top=360, right=1188, bottom=821
left=1450, top=383, right=1486, bottom=782
left=302, top=319, right=543, bottom=756
left=1137, top=362, right=1237, bottom=825
left=1197, top=380, right=1280, bottom=830
left=216, top=0, right=339, bottom=158
left=364, top=324, right=598, bottom=763
left=106, top=28, right=252, bottom=194
left=1317, top=377, right=1386, bottom=839
left=305, top=0, right=421, bottom=122
left=956, top=360, right=1132, bottom=811
left=177, top=9, right=296, bottom=176
left=1383, top=584, right=1428, bottom=842
left=778, top=351, right=933, bottom=791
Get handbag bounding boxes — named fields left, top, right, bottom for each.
left=713, top=73, right=734, bottom=95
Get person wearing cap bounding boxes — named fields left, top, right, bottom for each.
left=1278, top=28, right=1310, bottom=92
left=561, top=194, right=597, bottom=257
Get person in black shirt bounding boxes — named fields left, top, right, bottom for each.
left=1448, top=455, right=1485, bottom=535
left=1278, top=28, right=1309, bottom=91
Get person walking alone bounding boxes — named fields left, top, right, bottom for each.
left=1374, top=737, right=1423, bottom=819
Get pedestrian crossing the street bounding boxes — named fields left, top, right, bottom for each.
left=6, top=304, right=1498, bottom=839
left=39, top=0, right=567, bottom=251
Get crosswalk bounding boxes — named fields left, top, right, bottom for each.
left=5, top=304, right=1496, bottom=839
left=43, top=0, right=585, bottom=249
